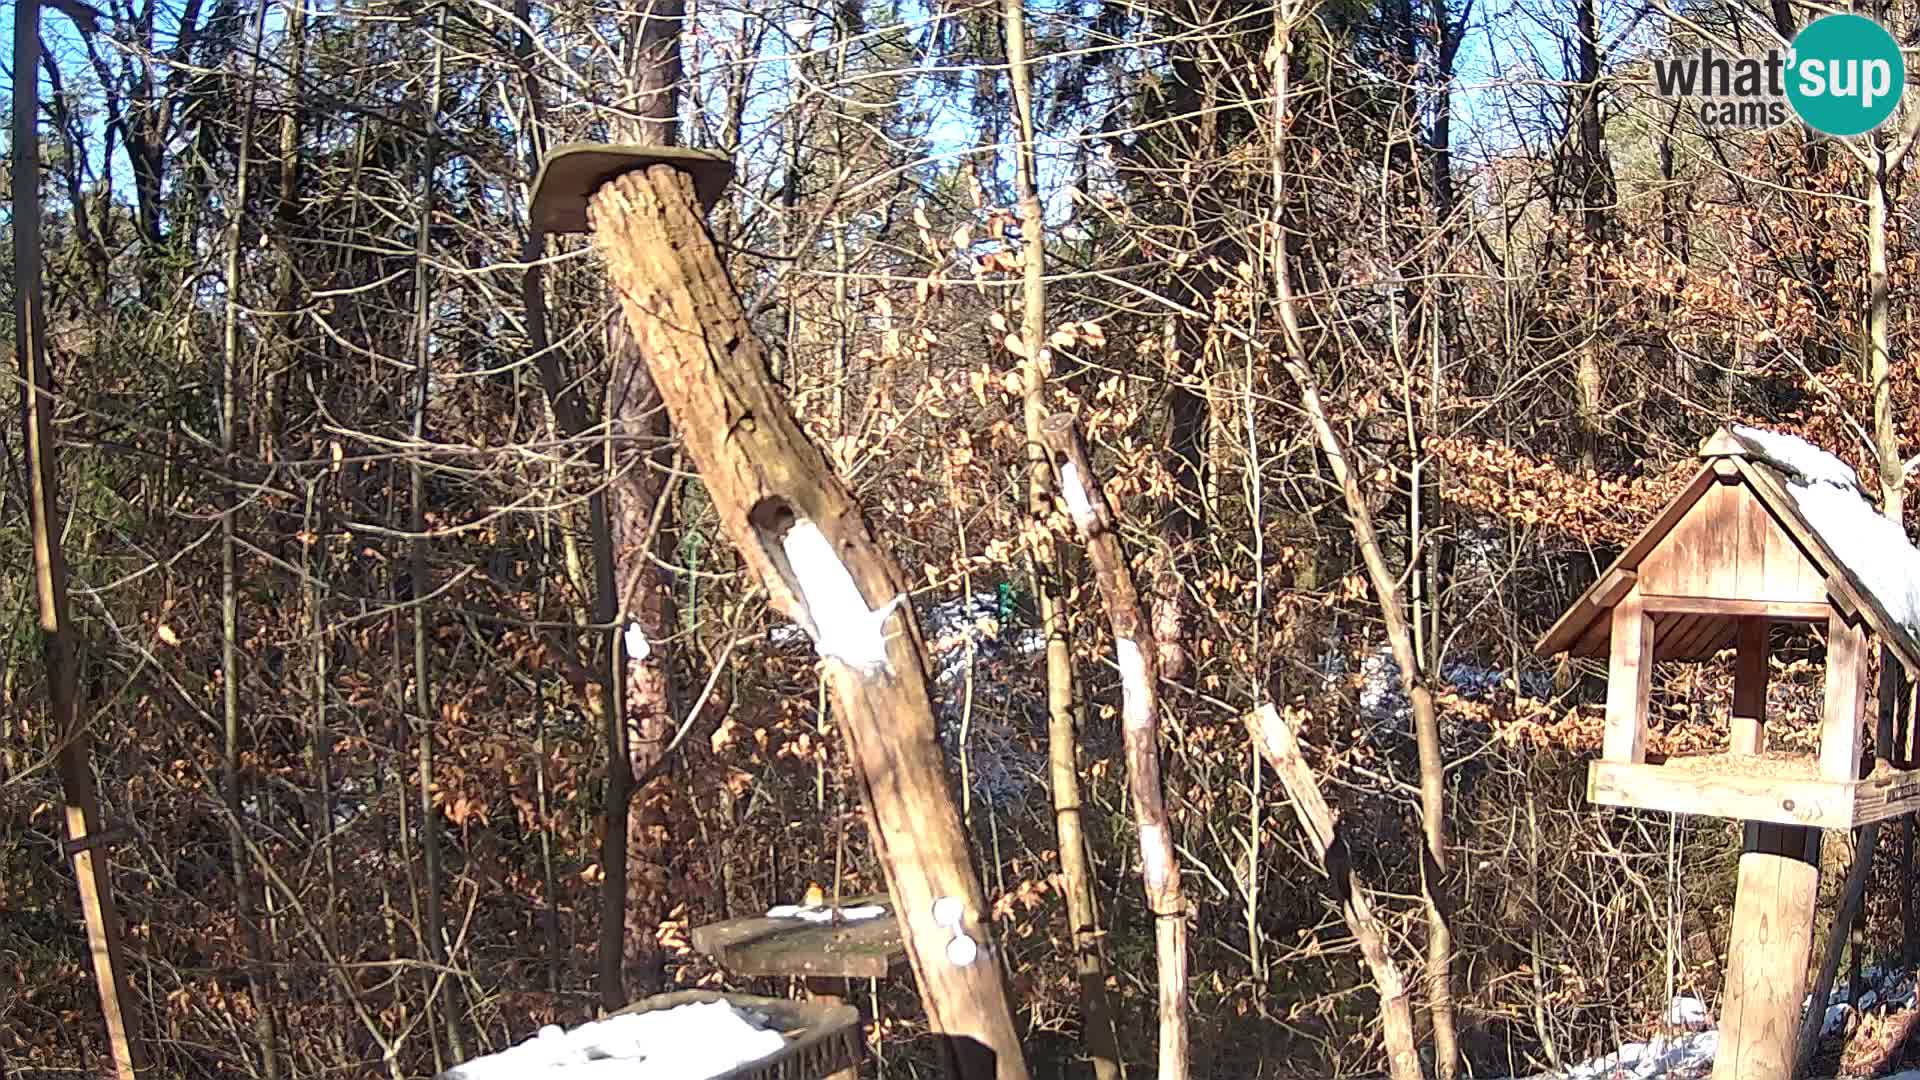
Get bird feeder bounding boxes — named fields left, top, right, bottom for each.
left=1537, top=425, right=1920, bottom=1080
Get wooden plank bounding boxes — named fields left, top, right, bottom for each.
left=690, top=899, right=905, bottom=979
left=1737, top=487, right=1772, bottom=601
left=1589, top=760, right=1920, bottom=828
left=1604, top=590, right=1654, bottom=764
left=1592, top=567, right=1637, bottom=607
left=1704, top=482, right=1743, bottom=599
left=1738, top=457, right=1888, bottom=643
left=1573, top=614, right=1611, bottom=658
left=1823, top=611, right=1868, bottom=782
left=1674, top=614, right=1732, bottom=661
left=1653, top=612, right=1695, bottom=657
left=1639, top=596, right=1830, bottom=621
left=1852, top=766, right=1920, bottom=824
left=1587, top=761, right=1855, bottom=829
left=1712, top=823, right=1821, bottom=1080
left=1731, top=619, right=1769, bottom=754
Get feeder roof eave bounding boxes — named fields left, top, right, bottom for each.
left=1531, top=460, right=1721, bottom=660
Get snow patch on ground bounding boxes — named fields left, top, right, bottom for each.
left=1497, top=973, right=1920, bottom=1080
left=443, top=1000, right=786, bottom=1079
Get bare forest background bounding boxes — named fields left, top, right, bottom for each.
left=8, top=0, right=1920, bottom=1073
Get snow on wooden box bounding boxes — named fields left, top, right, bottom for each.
left=437, top=992, right=860, bottom=1080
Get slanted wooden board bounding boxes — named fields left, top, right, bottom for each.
left=1589, top=759, right=1920, bottom=829
left=691, top=898, right=906, bottom=980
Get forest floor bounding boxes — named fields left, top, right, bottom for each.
left=1497, top=967, right=1920, bottom=1079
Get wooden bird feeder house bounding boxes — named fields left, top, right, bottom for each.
left=1536, top=424, right=1920, bottom=1080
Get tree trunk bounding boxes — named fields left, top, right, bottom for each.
left=220, top=2, right=282, bottom=1069
left=1245, top=705, right=1422, bottom=1080
left=595, top=0, right=689, bottom=1004
left=408, top=17, right=465, bottom=1060
left=1572, top=0, right=1609, bottom=472
left=14, top=4, right=147, bottom=1071
left=1002, top=0, right=1122, bottom=1074
left=581, top=161, right=1030, bottom=1080
left=1268, top=4, right=1457, bottom=1073
left=1040, top=415, right=1190, bottom=1080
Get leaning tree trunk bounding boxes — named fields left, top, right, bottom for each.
left=1040, top=414, right=1190, bottom=1080
left=1245, top=705, right=1422, bottom=1080
left=569, top=160, right=1031, bottom=1080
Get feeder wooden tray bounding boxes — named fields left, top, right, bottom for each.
left=690, top=896, right=905, bottom=980
left=1588, top=754, right=1920, bottom=830
left=435, top=991, right=861, bottom=1080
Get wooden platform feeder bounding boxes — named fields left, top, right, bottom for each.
left=434, top=991, right=863, bottom=1080
left=1536, top=426, right=1920, bottom=1080
left=691, top=896, right=907, bottom=1080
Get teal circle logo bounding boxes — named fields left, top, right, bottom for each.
left=1786, top=14, right=1905, bottom=136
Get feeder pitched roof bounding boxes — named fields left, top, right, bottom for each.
left=1534, top=425, right=1920, bottom=672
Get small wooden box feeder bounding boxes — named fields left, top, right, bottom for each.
left=691, top=896, right=906, bottom=981
left=690, top=897, right=907, bottom=1080
left=1536, top=425, right=1920, bottom=1080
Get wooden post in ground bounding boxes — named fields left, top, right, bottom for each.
left=1720, top=613, right=1846, bottom=1080
left=1721, top=823, right=1822, bottom=1080
left=530, top=146, right=1029, bottom=1080
left=1037, top=412, right=1189, bottom=1080
left=14, top=1, right=146, bottom=1075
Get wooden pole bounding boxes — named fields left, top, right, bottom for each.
left=1244, top=705, right=1421, bottom=1080
left=1715, top=614, right=1827, bottom=1080
left=1038, top=413, right=1189, bottom=1080
left=1718, top=823, right=1821, bottom=1080
left=14, top=2, right=146, bottom=1075
left=563, top=160, right=1027, bottom=1080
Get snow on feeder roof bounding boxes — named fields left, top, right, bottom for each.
left=1535, top=425, right=1920, bottom=675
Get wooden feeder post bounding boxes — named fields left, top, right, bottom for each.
left=1535, top=427, right=1920, bottom=1080
left=529, top=145, right=1029, bottom=1080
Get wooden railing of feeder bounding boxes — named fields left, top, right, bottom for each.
left=528, top=144, right=1028, bottom=1080
left=1534, top=426, right=1920, bottom=1080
